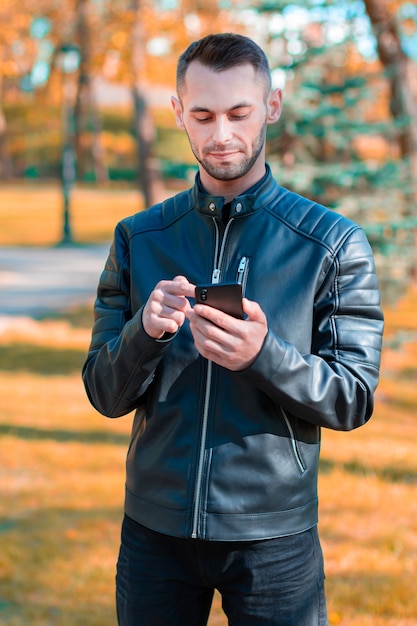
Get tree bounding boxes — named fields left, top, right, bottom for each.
left=0, top=48, right=11, bottom=178
left=253, top=0, right=417, bottom=301
left=127, top=0, right=163, bottom=207
left=363, top=0, right=417, bottom=202
left=73, top=0, right=108, bottom=183
left=0, top=0, right=37, bottom=178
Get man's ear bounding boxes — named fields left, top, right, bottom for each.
left=267, top=88, right=282, bottom=124
left=171, top=96, right=185, bottom=129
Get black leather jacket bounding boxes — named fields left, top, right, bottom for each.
left=82, top=166, right=384, bottom=541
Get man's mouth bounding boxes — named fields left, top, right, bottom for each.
left=207, top=150, right=240, bottom=160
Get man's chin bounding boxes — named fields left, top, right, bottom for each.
left=201, top=162, right=250, bottom=182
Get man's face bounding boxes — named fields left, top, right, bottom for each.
left=172, top=62, right=281, bottom=185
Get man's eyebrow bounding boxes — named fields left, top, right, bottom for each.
left=189, top=102, right=253, bottom=113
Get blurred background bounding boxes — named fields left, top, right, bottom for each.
left=1, top=1, right=417, bottom=625
left=1, top=0, right=417, bottom=296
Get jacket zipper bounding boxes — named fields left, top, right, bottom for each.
left=191, top=217, right=234, bottom=539
left=280, top=408, right=306, bottom=473
left=236, top=256, right=249, bottom=290
left=210, top=219, right=234, bottom=284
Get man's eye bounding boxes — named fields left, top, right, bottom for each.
left=195, top=116, right=211, bottom=123
left=230, top=114, right=248, bottom=120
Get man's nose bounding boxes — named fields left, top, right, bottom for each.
left=212, top=117, right=232, bottom=144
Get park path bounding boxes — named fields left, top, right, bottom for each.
left=0, top=244, right=109, bottom=317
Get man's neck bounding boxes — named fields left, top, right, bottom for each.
left=199, top=164, right=267, bottom=203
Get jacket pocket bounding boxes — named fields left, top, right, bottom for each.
left=280, top=408, right=306, bottom=474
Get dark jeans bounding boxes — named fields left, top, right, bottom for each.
left=116, top=515, right=328, bottom=626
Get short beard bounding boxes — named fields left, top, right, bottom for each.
left=187, top=120, right=267, bottom=182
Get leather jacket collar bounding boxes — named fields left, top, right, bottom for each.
left=191, top=164, right=279, bottom=219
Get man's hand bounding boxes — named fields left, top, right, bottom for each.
left=142, top=276, right=195, bottom=339
left=187, top=298, right=268, bottom=371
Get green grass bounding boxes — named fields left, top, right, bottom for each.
left=0, top=344, right=85, bottom=375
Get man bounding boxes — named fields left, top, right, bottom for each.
left=83, top=33, right=383, bottom=626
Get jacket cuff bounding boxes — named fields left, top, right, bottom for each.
left=138, top=306, right=178, bottom=344
left=241, top=329, right=287, bottom=382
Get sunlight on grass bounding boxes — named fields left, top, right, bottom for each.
left=1, top=282, right=416, bottom=624
left=0, top=184, right=145, bottom=246
left=319, top=286, right=417, bottom=626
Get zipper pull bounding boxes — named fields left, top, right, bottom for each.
left=211, top=268, right=220, bottom=284
left=237, top=257, right=248, bottom=284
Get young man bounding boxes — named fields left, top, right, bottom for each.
left=83, top=33, right=383, bottom=626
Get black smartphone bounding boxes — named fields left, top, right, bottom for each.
left=195, top=283, right=244, bottom=319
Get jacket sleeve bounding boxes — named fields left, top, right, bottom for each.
left=82, top=222, right=172, bottom=418
left=244, top=227, right=384, bottom=431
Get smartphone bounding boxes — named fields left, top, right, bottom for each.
left=195, top=282, right=244, bottom=319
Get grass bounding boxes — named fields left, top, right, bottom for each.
left=0, top=183, right=145, bottom=247
left=1, top=184, right=417, bottom=625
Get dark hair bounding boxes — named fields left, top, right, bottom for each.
left=176, top=33, right=271, bottom=96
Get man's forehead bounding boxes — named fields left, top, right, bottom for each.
left=180, top=61, right=264, bottom=106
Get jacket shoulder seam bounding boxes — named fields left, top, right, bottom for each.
left=120, top=191, right=193, bottom=240
left=264, top=188, right=360, bottom=254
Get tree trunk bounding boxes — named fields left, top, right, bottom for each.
left=74, top=0, right=108, bottom=183
left=363, top=0, right=417, bottom=202
left=129, top=0, right=162, bottom=208
left=0, top=104, right=9, bottom=179
left=0, top=55, right=12, bottom=179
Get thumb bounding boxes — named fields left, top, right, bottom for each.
left=242, top=298, right=267, bottom=324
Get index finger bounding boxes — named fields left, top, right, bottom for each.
left=193, top=302, right=240, bottom=330
left=171, top=275, right=196, bottom=298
